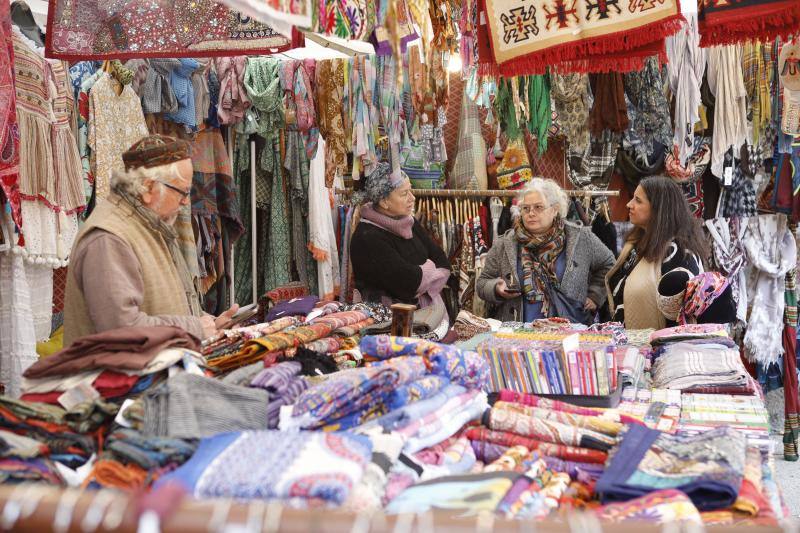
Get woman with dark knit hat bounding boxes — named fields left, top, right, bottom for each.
left=349, top=163, right=452, bottom=337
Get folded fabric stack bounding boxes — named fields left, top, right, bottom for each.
left=157, top=430, right=372, bottom=506
left=21, top=326, right=202, bottom=404
left=141, top=373, right=270, bottom=439
left=678, top=393, right=771, bottom=452
left=250, top=361, right=308, bottom=428
left=202, top=316, right=301, bottom=364
left=651, top=341, right=751, bottom=394
left=597, top=424, right=746, bottom=511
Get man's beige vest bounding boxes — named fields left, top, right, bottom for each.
left=64, top=194, right=192, bottom=345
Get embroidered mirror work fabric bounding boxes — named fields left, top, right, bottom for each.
left=45, top=0, right=290, bottom=60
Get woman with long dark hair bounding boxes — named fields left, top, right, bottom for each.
left=605, top=176, right=709, bottom=329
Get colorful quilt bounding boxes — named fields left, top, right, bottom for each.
left=45, top=0, right=290, bottom=60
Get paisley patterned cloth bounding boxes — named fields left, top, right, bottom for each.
left=359, top=335, right=490, bottom=390
left=597, top=424, right=746, bottom=511
left=595, top=489, right=703, bottom=524
left=156, top=430, right=371, bottom=505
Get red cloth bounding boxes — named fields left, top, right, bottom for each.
left=465, top=427, right=608, bottom=464
left=20, top=370, right=141, bottom=404
left=0, top=0, right=22, bottom=238
left=698, top=0, right=800, bottom=47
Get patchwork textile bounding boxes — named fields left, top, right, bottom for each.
left=359, top=335, right=490, bottom=390
left=595, top=489, right=703, bottom=523
left=597, top=424, right=746, bottom=511
left=481, top=0, right=682, bottom=76
left=158, top=430, right=371, bottom=505
left=46, top=0, right=290, bottom=59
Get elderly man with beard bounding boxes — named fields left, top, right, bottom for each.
left=63, top=135, right=237, bottom=345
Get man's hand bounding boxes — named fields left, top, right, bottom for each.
left=584, top=298, right=597, bottom=312
left=199, top=314, right=217, bottom=339
left=214, top=304, right=241, bottom=329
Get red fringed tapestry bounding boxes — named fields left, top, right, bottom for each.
left=698, top=0, right=800, bottom=48
left=478, top=0, right=681, bottom=76
left=45, top=0, right=290, bottom=60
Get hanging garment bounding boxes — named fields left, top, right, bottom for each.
left=743, top=214, right=797, bottom=366
left=0, top=3, right=21, bottom=236
left=742, top=42, right=773, bottom=145
left=666, top=15, right=706, bottom=165
left=214, top=57, right=250, bottom=126
left=707, top=46, right=748, bottom=179
left=589, top=73, right=629, bottom=136
left=316, top=59, right=348, bottom=187
left=450, top=92, right=488, bottom=190
left=783, top=260, right=800, bottom=461
left=307, top=138, right=340, bottom=302
left=705, top=217, right=748, bottom=322
left=141, top=59, right=180, bottom=114
left=665, top=137, right=711, bottom=218
left=623, top=56, right=673, bottom=154
left=0, top=253, right=37, bottom=398
left=780, top=41, right=800, bottom=136
left=551, top=73, right=590, bottom=154
left=88, top=73, right=148, bottom=199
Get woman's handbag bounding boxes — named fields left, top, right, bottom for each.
left=540, top=274, right=593, bottom=325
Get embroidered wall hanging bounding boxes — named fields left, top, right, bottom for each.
left=481, top=0, right=682, bottom=76
left=697, top=0, right=800, bottom=48
left=216, top=0, right=313, bottom=39
left=45, top=0, right=290, bottom=60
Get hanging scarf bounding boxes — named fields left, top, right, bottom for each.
left=666, top=15, right=706, bottom=166
left=589, top=73, right=629, bottom=135
left=623, top=56, right=673, bottom=154
left=706, top=46, right=748, bottom=179
left=679, top=272, right=730, bottom=325
left=526, top=74, right=551, bottom=155
left=515, top=216, right=566, bottom=314
left=551, top=73, right=590, bottom=154
left=742, top=42, right=772, bottom=146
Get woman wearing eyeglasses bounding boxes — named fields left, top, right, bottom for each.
left=477, top=178, right=615, bottom=324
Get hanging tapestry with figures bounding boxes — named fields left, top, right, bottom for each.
left=45, top=0, right=290, bottom=60
left=480, top=0, right=683, bottom=76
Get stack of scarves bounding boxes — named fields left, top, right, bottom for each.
left=249, top=361, right=308, bottom=428
left=279, top=356, right=427, bottom=431
left=597, top=424, right=746, bottom=511
left=105, top=428, right=196, bottom=471
left=650, top=342, right=750, bottom=393
left=156, top=430, right=372, bottom=505
left=211, top=311, right=370, bottom=373
left=595, top=489, right=703, bottom=524
left=359, top=335, right=490, bottom=390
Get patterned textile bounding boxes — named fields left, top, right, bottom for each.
left=742, top=43, right=773, bottom=146
left=158, top=430, right=370, bottom=504
left=623, top=57, right=673, bottom=153
left=281, top=361, right=420, bottom=430
left=567, top=132, right=621, bottom=190
left=359, top=335, right=490, bottom=390
left=46, top=1, right=290, bottom=59
left=595, top=489, right=703, bottom=524
left=651, top=343, right=748, bottom=390
left=705, top=217, right=747, bottom=321
left=679, top=272, right=730, bottom=325
left=493, top=401, right=623, bottom=436
left=481, top=0, right=681, bottom=76
left=516, top=216, right=566, bottom=313
left=697, top=0, right=800, bottom=48
left=495, top=138, right=533, bottom=190
left=450, top=90, right=488, bottom=190
left=0, top=2, right=21, bottom=234
left=316, top=59, right=347, bottom=187
left=665, top=137, right=711, bottom=218
left=597, top=425, right=746, bottom=511
left=551, top=73, right=590, bottom=154
left=398, top=390, right=488, bottom=453
left=485, top=406, right=617, bottom=451
left=719, top=164, right=758, bottom=218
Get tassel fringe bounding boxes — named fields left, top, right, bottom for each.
left=699, top=2, right=800, bottom=47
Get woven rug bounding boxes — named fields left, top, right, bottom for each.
left=480, top=0, right=682, bottom=76
left=46, top=0, right=290, bottom=60
left=698, top=0, right=800, bottom=47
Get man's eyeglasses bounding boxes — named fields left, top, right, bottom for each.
left=519, top=204, right=551, bottom=215
left=157, top=180, right=191, bottom=200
